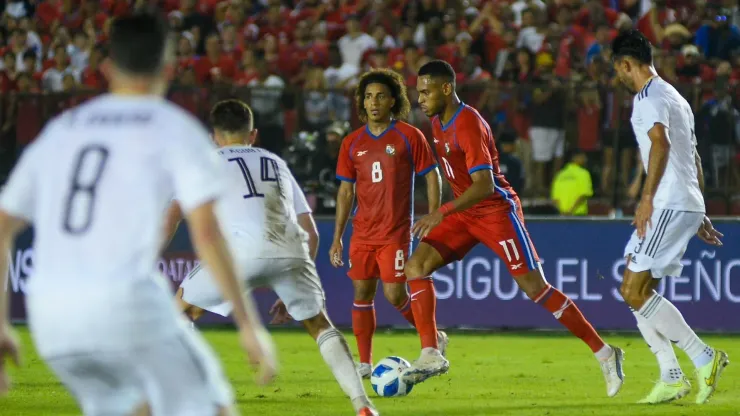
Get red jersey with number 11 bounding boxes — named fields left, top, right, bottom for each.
left=336, top=120, right=437, bottom=245
left=432, top=103, right=517, bottom=216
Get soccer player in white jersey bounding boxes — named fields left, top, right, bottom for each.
left=164, top=99, right=379, bottom=416
left=0, top=15, right=277, bottom=415
left=611, top=29, right=729, bottom=405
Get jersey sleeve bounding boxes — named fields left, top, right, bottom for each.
left=0, top=145, right=37, bottom=222
left=410, top=129, right=437, bottom=176
left=457, top=117, right=494, bottom=174
left=164, top=118, right=228, bottom=214
left=638, top=96, right=671, bottom=137
left=335, top=135, right=356, bottom=183
left=290, top=172, right=312, bottom=215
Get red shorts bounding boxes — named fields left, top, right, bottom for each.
left=348, top=239, right=410, bottom=284
left=422, top=205, right=540, bottom=277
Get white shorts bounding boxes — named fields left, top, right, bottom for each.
left=623, top=209, right=703, bottom=279
left=180, top=257, right=326, bottom=321
left=529, top=127, right=565, bottom=162
left=28, top=278, right=233, bottom=416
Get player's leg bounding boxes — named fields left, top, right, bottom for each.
left=273, top=259, right=377, bottom=416
left=137, top=327, right=237, bottom=416
left=175, top=287, right=206, bottom=323
left=45, top=352, right=148, bottom=416
left=402, top=215, right=476, bottom=384
left=177, top=263, right=230, bottom=325
left=620, top=210, right=729, bottom=404
left=347, top=241, right=381, bottom=376
left=472, top=206, right=625, bottom=397
left=378, top=244, right=449, bottom=357
left=628, top=277, right=689, bottom=404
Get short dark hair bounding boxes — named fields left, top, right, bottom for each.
left=354, top=68, right=411, bottom=123
left=418, top=59, right=456, bottom=86
left=210, top=99, right=254, bottom=133
left=109, top=14, right=170, bottom=75
left=611, top=29, right=653, bottom=65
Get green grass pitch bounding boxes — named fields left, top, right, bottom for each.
left=3, top=327, right=738, bottom=415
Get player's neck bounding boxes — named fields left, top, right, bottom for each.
left=635, top=67, right=659, bottom=92
left=440, top=95, right=462, bottom=126
left=367, top=118, right=393, bottom=136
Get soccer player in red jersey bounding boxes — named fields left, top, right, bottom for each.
left=330, top=69, right=448, bottom=378
left=403, top=60, right=625, bottom=396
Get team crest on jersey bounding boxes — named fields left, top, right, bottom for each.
left=445, top=143, right=450, bottom=154
left=386, top=144, right=396, bottom=156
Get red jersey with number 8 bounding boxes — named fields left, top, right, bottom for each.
left=432, top=103, right=517, bottom=216
left=336, top=120, right=437, bottom=245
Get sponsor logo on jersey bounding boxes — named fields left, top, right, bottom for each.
left=356, top=150, right=368, bottom=157
left=386, top=144, right=395, bottom=156
left=395, top=272, right=404, bottom=277
left=511, top=263, right=523, bottom=270
left=433, top=137, right=439, bottom=144
left=445, top=143, right=450, bottom=154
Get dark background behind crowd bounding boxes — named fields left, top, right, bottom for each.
left=0, top=0, right=738, bottom=216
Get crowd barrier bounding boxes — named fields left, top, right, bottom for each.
left=6, top=218, right=740, bottom=331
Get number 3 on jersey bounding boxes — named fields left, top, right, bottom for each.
left=371, top=161, right=383, bottom=183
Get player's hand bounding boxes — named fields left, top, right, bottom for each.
left=632, top=196, right=654, bottom=239
left=239, top=327, right=278, bottom=386
left=412, top=210, right=444, bottom=239
left=329, top=240, right=344, bottom=267
left=268, top=299, right=293, bottom=324
left=697, top=215, right=723, bottom=246
left=0, top=325, right=20, bottom=397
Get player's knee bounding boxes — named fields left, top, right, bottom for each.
left=403, top=257, right=428, bottom=279
left=302, top=312, right=332, bottom=339
left=517, top=270, right=548, bottom=300
left=353, top=281, right=377, bottom=302
left=619, top=280, right=645, bottom=308
left=382, top=284, right=408, bottom=307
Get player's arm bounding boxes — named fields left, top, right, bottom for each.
left=411, top=129, right=442, bottom=213
left=290, top=172, right=319, bottom=260
left=160, top=201, right=183, bottom=253
left=641, top=123, right=670, bottom=203
left=694, top=149, right=705, bottom=195
left=330, top=137, right=356, bottom=266
left=425, top=169, right=442, bottom=212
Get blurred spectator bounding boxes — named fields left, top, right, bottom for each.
left=511, top=0, right=547, bottom=27
left=529, top=52, right=565, bottom=195
left=636, top=0, right=677, bottom=46
left=497, top=130, right=525, bottom=193
left=662, top=23, right=691, bottom=52
left=585, top=24, right=613, bottom=65
left=42, top=45, right=78, bottom=92
left=248, top=57, right=286, bottom=155
left=235, top=48, right=259, bottom=85
left=180, top=0, right=214, bottom=53
left=67, top=31, right=91, bottom=71
left=324, top=45, right=357, bottom=122
left=695, top=5, right=740, bottom=62
left=338, top=15, right=376, bottom=69
left=677, top=44, right=713, bottom=83
left=194, top=33, right=237, bottom=84
left=551, top=150, right=593, bottom=216
left=20, top=50, right=39, bottom=74
left=80, top=47, right=106, bottom=90
left=4, top=0, right=34, bottom=18
left=517, top=8, right=547, bottom=53
left=576, top=78, right=602, bottom=154
left=302, top=66, right=331, bottom=132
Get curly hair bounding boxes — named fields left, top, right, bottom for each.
left=354, top=68, right=411, bottom=123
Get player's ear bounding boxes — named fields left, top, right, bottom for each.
left=249, top=129, right=258, bottom=145
left=100, top=57, right=113, bottom=82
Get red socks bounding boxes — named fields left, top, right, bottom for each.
left=352, top=300, right=376, bottom=364
left=394, top=296, right=416, bottom=327
left=408, top=278, right=439, bottom=350
left=535, top=285, right=605, bottom=353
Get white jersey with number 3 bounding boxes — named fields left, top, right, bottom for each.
left=214, top=145, right=311, bottom=260
left=630, top=77, right=705, bottom=213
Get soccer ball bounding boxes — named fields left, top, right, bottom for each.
left=370, top=356, right=414, bottom=397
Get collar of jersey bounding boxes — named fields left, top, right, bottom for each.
left=440, top=102, right=465, bottom=131
left=365, top=119, right=397, bottom=140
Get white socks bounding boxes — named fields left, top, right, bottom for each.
left=638, top=292, right=714, bottom=369
left=632, top=308, right=683, bottom=382
left=317, top=328, right=371, bottom=412
left=594, top=344, right=614, bottom=361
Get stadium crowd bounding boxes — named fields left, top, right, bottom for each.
left=0, top=0, right=739, bottom=215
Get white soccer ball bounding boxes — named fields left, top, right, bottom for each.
left=370, top=356, right=414, bottom=397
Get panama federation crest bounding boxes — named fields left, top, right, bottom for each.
left=386, top=144, right=396, bottom=156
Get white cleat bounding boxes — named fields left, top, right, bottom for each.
left=437, top=331, right=449, bottom=357
left=600, top=345, right=625, bottom=398
left=401, top=349, right=449, bottom=385
left=356, top=362, right=372, bottom=379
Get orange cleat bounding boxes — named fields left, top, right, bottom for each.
left=357, top=406, right=379, bottom=416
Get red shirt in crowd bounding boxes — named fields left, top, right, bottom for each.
left=193, top=54, right=237, bottom=84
